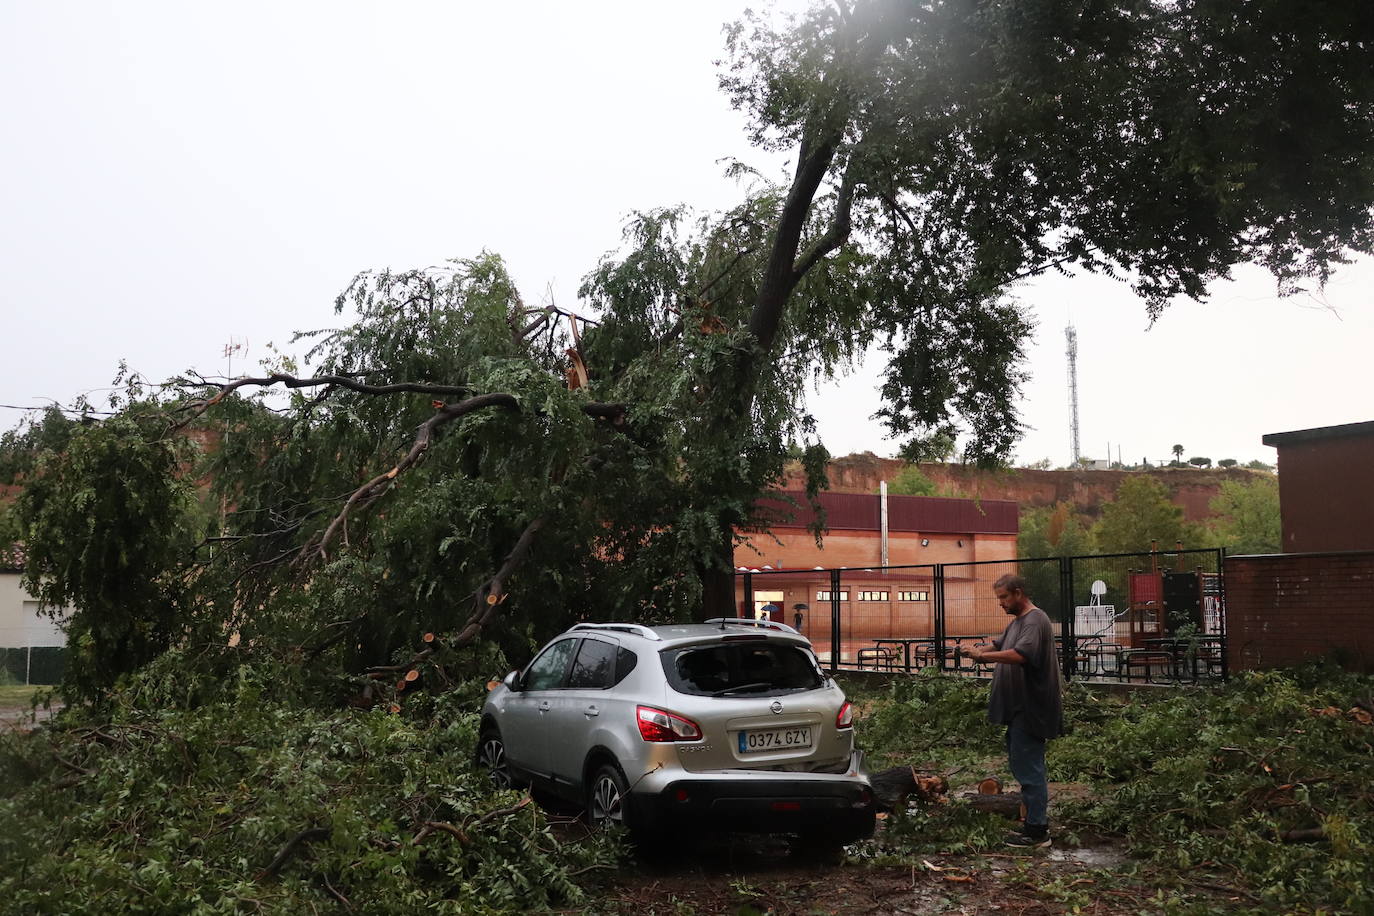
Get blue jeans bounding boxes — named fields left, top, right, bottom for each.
left=1006, top=720, right=1049, bottom=829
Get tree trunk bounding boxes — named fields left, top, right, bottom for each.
left=699, top=524, right=738, bottom=621
left=966, top=791, right=1026, bottom=819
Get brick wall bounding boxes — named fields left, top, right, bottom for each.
left=783, top=454, right=1253, bottom=522
left=1225, top=551, right=1374, bottom=672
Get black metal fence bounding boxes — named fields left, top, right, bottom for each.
left=0, top=646, right=65, bottom=685
left=735, top=547, right=1226, bottom=685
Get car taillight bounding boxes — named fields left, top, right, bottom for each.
left=835, top=701, right=854, bottom=729
left=636, top=705, right=703, bottom=742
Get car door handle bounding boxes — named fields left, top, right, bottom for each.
left=538, top=701, right=551, bottom=712
left=584, top=705, right=599, bottom=717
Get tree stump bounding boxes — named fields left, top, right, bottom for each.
left=869, top=766, right=949, bottom=812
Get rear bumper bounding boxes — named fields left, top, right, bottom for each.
left=627, top=753, right=877, bottom=840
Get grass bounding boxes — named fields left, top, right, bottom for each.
left=0, top=684, right=58, bottom=708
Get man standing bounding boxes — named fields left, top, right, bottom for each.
left=962, top=574, right=1063, bottom=848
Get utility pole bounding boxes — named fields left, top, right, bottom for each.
left=1066, top=325, right=1080, bottom=465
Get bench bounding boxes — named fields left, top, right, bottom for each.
left=856, top=645, right=901, bottom=671
left=1118, top=650, right=1175, bottom=683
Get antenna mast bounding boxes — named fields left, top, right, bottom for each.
left=1066, top=325, right=1080, bottom=465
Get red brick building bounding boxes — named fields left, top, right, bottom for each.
left=733, top=491, right=1019, bottom=659
left=1261, top=420, right=1374, bottom=553
left=1226, top=420, right=1374, bottom=673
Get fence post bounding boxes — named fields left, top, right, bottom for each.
left=26, top=645, right=32, bottom=686
left=1060, top=557, right=1075, bottom=683
left=1217, top=547, right=1229, bottom=682
left=829, top=568, right=841, bottom=674
left=742, top=572, right=754, bottom=619
left=934, top=564, right=946, bottom=671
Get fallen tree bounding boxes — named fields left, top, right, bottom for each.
left=4, top=0, right=1373, bottom=701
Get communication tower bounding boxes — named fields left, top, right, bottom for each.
left=1066, top=325, right=1080, bottom=465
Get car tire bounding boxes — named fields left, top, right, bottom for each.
left=585, top=762, right=631, bottom=829
left=476, top=726, right=514, bottom=790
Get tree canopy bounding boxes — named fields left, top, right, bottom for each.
left=1208, top=476, right=1282, bottom=555
left=2, top=0, right=1372, bottom=692
left=1093, top=476, right=1203, bottom=553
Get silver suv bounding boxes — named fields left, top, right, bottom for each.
left=477, top=618, right=875, bottom=845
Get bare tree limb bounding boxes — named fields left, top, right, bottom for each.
left=791, top=164, right=860, bottom=286
left=310, top=393, right=520, bottom=558
left=172, top=372, right=474, bottom=429
left=319, top=874, right=355, bottom=912
left=415, top=796, right=533, bottom=846
left=697, top=246, right=757, bottom=301
left=257, top=827, right=331, bottom=881
left=464, top=794, right=533, bottom=830
left=876, top=187, right=921, bottom=238
left=449, top=516, right=549, bottom=647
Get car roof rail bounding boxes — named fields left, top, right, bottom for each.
left=569, top=622, right=662, bottom=641
left=703, top=617, right=798, bottom=634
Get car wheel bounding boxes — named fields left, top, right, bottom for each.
left=476, top=727, right=513, bottom=790
left=585, top=762, right=629, bottom=828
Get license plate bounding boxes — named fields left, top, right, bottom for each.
left=738, top=726, right=813, bottom=753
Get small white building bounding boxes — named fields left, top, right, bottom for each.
left=0, top=574, right=66, bottom=649
left=1, top=548, right=68, bottom=683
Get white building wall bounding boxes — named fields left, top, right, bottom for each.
left=0, top=572, right=67, bottom=647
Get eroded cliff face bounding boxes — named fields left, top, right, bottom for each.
left=785, top=453, right=1264, bottom=521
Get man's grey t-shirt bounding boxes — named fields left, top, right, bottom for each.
left=987, top=607, right=1063, bottom=739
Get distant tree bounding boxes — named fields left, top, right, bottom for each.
left=1246, top=459, right=1276, bottom=471
left=896, top=431, right=956, bottom=464
left=1020, top=502, right=1095, bottom=559
left=1022, top=458, right=1054, bottom=470
left=1093, top=477, right=1202, bottom=554
left=1017, top=501, right=1096, bottom=608
left=1208, top=477, right=1281, bottom=554
left=886, top=464, right=937, bottom=497
left=1188, top=456, right=1212, bottom=468
left=1172, top=444, right=1185, bottom=463
left=1217, top=458, right=1238, bottom=469
left=0, top=501, right=19, bottom=552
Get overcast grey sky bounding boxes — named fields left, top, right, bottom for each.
left=2, top=2, right=1368, bottom=468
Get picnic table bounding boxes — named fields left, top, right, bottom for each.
left=867, top=637, right=938, bottom=672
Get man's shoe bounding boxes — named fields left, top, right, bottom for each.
left=1004, top=829, right=1051, bottom=849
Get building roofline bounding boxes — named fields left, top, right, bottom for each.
left=1262, top=420, right=1374, bottom=447
left=754, top=490, right=1018, bottom=535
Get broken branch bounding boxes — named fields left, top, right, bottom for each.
left=257, top=826, right=331, bottom=880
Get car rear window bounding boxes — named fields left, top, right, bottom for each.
left=662, top=642, right=823, bottom=697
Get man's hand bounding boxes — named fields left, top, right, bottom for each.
left=962, top=645, right=983, bottom=663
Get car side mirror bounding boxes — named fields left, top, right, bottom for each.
left=503, top=669, right=522, bottom=692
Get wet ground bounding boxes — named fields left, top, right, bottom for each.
left=579, top=813, right=1251, bottom=915
left=0, top=700, right=60, bottom=731
left=587, top=834, right=1155, bottom=915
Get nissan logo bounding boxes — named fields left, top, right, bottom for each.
left=770, top=700, right=784, bottom=715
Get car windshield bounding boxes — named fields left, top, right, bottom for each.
left=663, top=642, right=824, bottom=697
